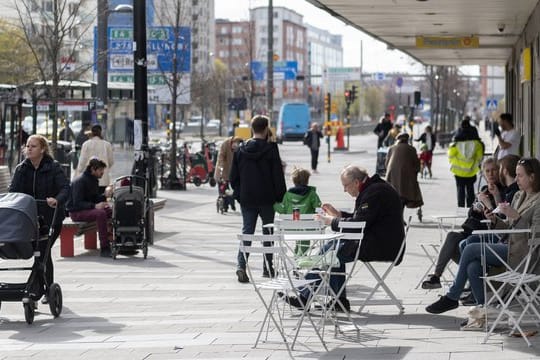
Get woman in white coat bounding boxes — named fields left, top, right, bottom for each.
left=76, top=124, right=114, bottom=191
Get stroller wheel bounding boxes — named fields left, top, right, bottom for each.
left=193, top=177, right=202, bottom=187
left=48, top=283, right=63, bottom=318
left=209, top=178, right=217, bottom=187
left=23, top=303, right=34, bottom=324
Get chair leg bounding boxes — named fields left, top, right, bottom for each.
left=357, top=263, right=403, bottom=314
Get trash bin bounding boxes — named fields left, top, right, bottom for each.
left=54, top=140, right=72, bottom=179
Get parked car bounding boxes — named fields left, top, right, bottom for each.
left=206, top=119, right=221, bottom=128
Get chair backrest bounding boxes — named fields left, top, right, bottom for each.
left=337, top=220, right=366, bottom=240
left=273, top=217, right=325, bottom=234
left=524, top=227, right=540, bottom=273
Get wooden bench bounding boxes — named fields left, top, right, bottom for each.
left=60, top=198, right=166, bottom=257
left=60, top=219, right=98, bottom=257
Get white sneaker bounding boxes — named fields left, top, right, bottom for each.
left=460, top=318, right=485, bottom=331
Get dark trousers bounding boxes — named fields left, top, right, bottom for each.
left=310, top=149, right=319, bottom=171
left=39, top=224, right=61, bottom=287
left=434, top=231, right=466, bottom=276
left=237, top=205, right=275, bottom=271
left=454, top=175, right=476, bottom=208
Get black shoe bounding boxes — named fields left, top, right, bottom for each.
left=460, top=292, right=477, bottom=306
left=421, top=274, right=442, bottom=289
left=236, top=268, right=249, bottom=283
left=283, top=295, right=308, bottom=309
left=426, top=295, right=459, bottom=314
left=100, top=248, right=112, bottom=258
left=262, top=267, right=275, bottom=278
left=230, top=204, right=236, bottom=211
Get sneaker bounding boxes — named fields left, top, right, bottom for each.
left=230, top=204, right=236, bottom=211
left=460, top=292, right=477, bottom=306
left=100, top=248, right=112, bottom=258
left=426, top=295, right=459, bottom=314
left=460, top=318, right=485, bottom=331
left=236, top=268, right=249, bottom=283
left=262, top=269, right=276, bottom=278
left=421, top=274, right=442, bottom=289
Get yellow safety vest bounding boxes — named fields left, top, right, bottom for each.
left=448, top=140, right=483, bottom=177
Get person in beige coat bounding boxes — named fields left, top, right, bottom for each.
left=385, top=132, right=424, bottom=209
left=76, top=124, right=114, bottom=191
left=214, top=136, right=242, bottom=182
left=426, top=157, right=540, bottom=314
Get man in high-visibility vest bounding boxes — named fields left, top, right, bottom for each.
left=448, top=119, right=484, bottom=207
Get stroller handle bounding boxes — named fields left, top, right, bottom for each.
left=35, top=199, right=60, bottom=238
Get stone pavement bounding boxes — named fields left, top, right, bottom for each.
left=0, top=126, right=539, bottom=359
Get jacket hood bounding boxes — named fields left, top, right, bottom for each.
left=288, top=185, right=314, bottom=197
left=238, top=138, right=275, bottom=160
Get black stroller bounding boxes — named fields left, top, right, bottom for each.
left=111, top=175, right=150, bottom=259
left=0, top=192, right=63, bottom=324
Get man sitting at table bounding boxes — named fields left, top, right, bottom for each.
left=282, top=165, right=405, bottom=311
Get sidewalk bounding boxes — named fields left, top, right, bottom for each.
left=0, top=131, right=538, bottom=359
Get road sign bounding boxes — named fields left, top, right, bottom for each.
left=250, top=61, right=298, bottom=81
left=95, top=26, right=191, bottom=73
left=487, top=99, right=498, bottom=110
left=396, top=77, right=403, bottom=87
left=324, top=67, right=361, bottom=81
left=373, top=72, right=385, bottom=81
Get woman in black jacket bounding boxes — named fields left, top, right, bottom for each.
left=9, top=135, right=70, bottom=299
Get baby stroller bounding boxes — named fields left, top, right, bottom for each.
left=0, top=193, right=63, bottom=324
left=111, top=175, right=150, bottom=260
left=216, top=180, right=235, bottom=214
left=376, top=147, right=388, bottom=177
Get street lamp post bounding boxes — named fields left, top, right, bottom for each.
left=96, top=0, right=108, bottom=129
left=132, top=0, right=150, bottom=194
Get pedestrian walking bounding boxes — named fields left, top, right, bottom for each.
left=373, top=112, right=393, bottom=149
left=303, top=122, right=323, bottom=173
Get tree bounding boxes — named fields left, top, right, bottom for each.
left=364, top=86, right=385, bottom=122
left=12, top=0, right=93, bottom=149
left=0, top=20, right=38, bottom=85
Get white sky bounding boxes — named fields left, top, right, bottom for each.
left=214, top=0, right=426, bottom=74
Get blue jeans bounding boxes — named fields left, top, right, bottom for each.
left=301, top=239, right=357, bottom=300
left=459, top=234, right=502, bottom=253
left=237, top=205, right=275, bottom=270
left=447, top=242, right=507, bottom=304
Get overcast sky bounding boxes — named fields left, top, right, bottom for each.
left=214, top=0, right=425, bottom=74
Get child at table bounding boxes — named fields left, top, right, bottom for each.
left=274, top=167, right=322, bottom=255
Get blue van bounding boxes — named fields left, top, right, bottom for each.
left=276, top=103, right=311, bottom=142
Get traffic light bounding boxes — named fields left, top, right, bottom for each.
left=324, top=93, right=331, bottom=112
left=351, top=85, right=358, bottom=102
left=344, top=89, right=351, bottom=105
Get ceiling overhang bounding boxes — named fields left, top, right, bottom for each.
left=305, top=0, right=539, bottom=66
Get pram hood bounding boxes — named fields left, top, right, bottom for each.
left=0, top=192, right=38, bottom=243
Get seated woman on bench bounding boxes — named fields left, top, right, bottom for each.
left=67, top=158, right=113, bottom=257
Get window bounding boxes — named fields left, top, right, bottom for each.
left=68, top=2, right=78, bottom=16
left=30, top=0, right=39, bottom=11
left=274, top=11, right=279, bottom=18
left=220, top=27, right=228, bottom=34
left=42, top=0, right=53, bottom=12
left=232, top=38, right=242, bottom=45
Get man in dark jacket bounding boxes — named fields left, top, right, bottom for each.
left=303, top=122, right=323, bottom=173
left=230, top=115, right=287, bottom=283
left=67, top=158, right=112, bottom=257
left=373, top=113, right=393, bottom=148
left=283, top=165, right=405, bottom=311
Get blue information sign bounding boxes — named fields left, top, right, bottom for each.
left=94, top=26, right=191, bottom=74
left=250, top=61, right=298, bottom=80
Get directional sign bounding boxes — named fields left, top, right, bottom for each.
left=396, top=76, right=403, bottom=87
left=250, top=61, right=298, bottom=81
left=94, top=26, right=191, bottom=74
left=324, top=67, right=361, bottom=81
left=373, top=72, right=385, bottom=81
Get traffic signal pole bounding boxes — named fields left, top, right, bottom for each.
left=325, top=92, right=331, bottom=163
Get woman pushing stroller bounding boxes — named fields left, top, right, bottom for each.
left=9, top=134, right=70, bottom=303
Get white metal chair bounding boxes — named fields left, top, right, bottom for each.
left=355, top=216, right=411, bottom=314
left=481, top=228, right=540, bottom=346
left=237, top=234, right=328, bottom=351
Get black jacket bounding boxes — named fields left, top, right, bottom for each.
left=9, top=155, right=70, bottom=227
left=230, top=138, right=286, bottom=207
left=415, top=132, right=437, bottom=151
left=66, top=169, right=106, bottom=212
left=330, top=174, right=405, bottom=264
left=303, top=129, right=323, bottom=150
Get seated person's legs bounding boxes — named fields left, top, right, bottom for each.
left=422, top=231, right=466, bottom=289
left=70, top=208, right=112, bottom=250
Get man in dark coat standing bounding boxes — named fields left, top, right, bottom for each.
left=303, top=122, right=323, bottom=173
left=283, top=165, right=405, bottom=311
left=230, top=115, right=287, bottom=283
left=373, top=113, right=393, bottom=149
